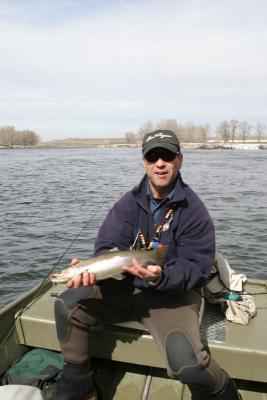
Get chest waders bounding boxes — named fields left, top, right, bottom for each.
left=54, top=280, right=240, bottom=400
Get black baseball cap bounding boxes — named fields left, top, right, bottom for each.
left=142, top=130, right=180, bottom=156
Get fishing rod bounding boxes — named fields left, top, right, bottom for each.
left=204, top=290, right=267, bottom=302
left=0, top=199, right=109, bottom=348
left=22, top=198, right=110, bottom=307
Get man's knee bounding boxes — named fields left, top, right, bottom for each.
left=165, top=331, right=215, bottom=389
left=54, top=287, right=96, bottom=342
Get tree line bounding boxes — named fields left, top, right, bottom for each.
left=125, top=119, right=266, bottom=143
left=0, top=126, right=40, bottom=147
left=215, top=120, right=266, bottom=143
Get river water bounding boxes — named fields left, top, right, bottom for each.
left=0, top=147, right=266, bottom=308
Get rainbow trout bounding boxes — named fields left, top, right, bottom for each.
left=50, top=247, right=167, bottom=284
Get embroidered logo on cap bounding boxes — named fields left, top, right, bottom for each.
left=145, top=132, right=172, bottom=142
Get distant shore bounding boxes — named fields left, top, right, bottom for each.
left=182, top=142, right=267, bottom=150
left=1, top=139, right=267, bottom=150
left=37, top=138, right=267, bottom=150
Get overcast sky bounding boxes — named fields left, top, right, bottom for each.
left=1, top=0, right=267, bottom=140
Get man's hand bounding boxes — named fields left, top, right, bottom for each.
left=122, top=258, right=161, bottom=282
left=66, top=258, right=96, bottom=289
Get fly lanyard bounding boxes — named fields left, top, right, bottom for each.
left=136, top=207, right=174, bottom=250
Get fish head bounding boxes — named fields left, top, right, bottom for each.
left=50, top=267, right=74, bottom=283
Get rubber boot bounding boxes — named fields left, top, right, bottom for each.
left=190, top=378, right=241, bottom=400
left=57, top=361, right=97, bottom=400
left=214, top=379, right=241, bottom=400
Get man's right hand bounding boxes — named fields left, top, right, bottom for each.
left=67, top=258, right=97, bottom=288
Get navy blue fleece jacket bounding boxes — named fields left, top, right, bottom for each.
left=94, top=173, right=215, bottom=294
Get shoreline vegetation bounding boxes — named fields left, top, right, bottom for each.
left=41, top=138, right=267, bottom=150
left=1, top=138, right=267, bottom=150
left=1, top=120, right=267, bottom=150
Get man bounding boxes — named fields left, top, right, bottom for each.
left=55, top=130, right=240, bottom=399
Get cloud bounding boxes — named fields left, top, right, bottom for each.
left=0, top=0, right=267, bottom=139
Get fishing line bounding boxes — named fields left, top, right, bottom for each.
left=24, top=198, right=110, bottom=302
left=0, top=198, right=110, bottom=349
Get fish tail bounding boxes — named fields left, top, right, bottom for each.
left=153, top=246, right=167, bottom=266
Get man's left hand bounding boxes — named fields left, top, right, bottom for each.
left=122, top=259, right=161, bottom=282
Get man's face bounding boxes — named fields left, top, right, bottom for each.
left=143, top=147, right=183, bottom=198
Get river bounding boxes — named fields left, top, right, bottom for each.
left=0, top=147, right=266, bottom=308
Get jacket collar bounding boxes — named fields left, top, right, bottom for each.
left=132, top=172, right=186, bottom=211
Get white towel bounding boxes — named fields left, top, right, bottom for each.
left=205, top=252, right=256, bottom=325
left=0, top=385, right=43, bottom=400
left=225, top=295, right=257, bottom=325
left=207, top=252, right=247, bottom=293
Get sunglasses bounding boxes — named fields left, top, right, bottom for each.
left=145, top=149, right=178, bottom=163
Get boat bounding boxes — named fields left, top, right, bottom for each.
left=1, top=276, right=267, bottom=399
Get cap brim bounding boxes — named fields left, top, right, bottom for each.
left=143, top=143, right=179, bottom=156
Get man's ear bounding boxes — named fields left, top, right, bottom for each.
left=178, top=153, right=183, bottom=168
left=142, top=156, right=146, bottom=167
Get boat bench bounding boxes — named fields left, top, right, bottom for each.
left=15, top=282, right=267, bottom=384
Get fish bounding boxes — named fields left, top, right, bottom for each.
left=50, top=247, right=167, bottom=284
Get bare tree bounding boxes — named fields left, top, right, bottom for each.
left=230, top=119, right=239, bottom=142
left=155, top=118, right=184, bottom=142
left=183, top=122, right=197, bottom=143
left=0, top=126, right=40, bottom=147
left=0, top=126, right=18, bottom=147
left=255, top=123, right=266, bottom=142
left=198, top=123, right=209, bottom=143
left=177, top=122, right=196, bottom=143
left=124, top=131, right=138, bottom=144
left=158, top=122, right=210, bottom=143
left=239, top=121, right=252, bottom=142
left=156, top=119, right=179, bottom=133
left=20, top=130, right=40, bottom=146
left=216, top=121, right=231, bottom=142
left=137, top=121, right=154, bottom=139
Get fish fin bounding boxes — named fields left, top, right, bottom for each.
left=112, top=273, right=125, bottom=280
left=109, top=247, right=119, bottom=253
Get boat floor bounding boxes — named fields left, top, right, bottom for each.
left=14, top=280, right=267, bottom=384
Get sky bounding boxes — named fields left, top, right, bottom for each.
left=0, top=0, right=267, bottom=140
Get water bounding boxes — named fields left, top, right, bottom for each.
left=0, top=147, right=266, bottom=308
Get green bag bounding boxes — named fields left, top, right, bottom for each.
left=2, top=348, right=63, bottom=400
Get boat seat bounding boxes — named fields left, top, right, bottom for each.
left=15, top=282, right=267, bottom=383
